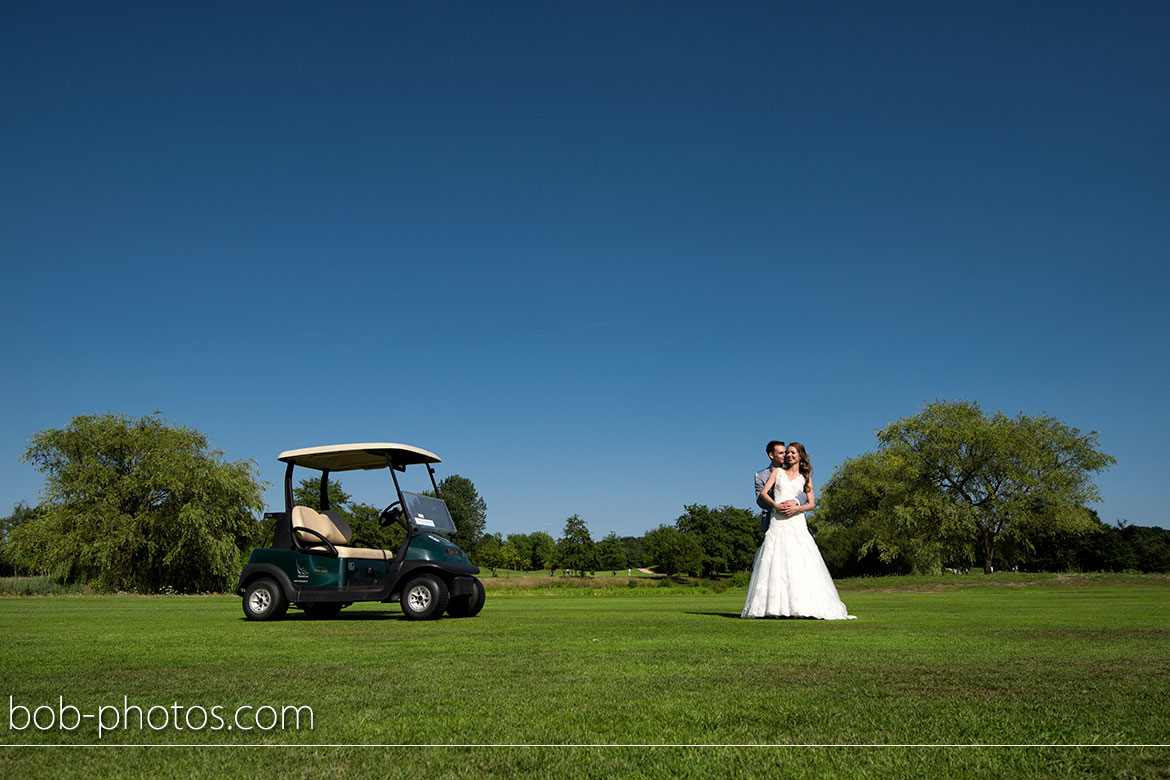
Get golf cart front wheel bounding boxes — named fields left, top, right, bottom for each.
left=243, top=578, right=288, bottom=621
left=401, top=574, right=449, bottom=620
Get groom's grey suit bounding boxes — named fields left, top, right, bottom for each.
left=755, top=465, right=775, bottom=533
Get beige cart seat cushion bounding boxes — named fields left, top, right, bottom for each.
left=321, top=510, right=353, bottom=543
left=334, top=546, right=390, bottom=560
left=293, top=505, right=349, bottom=545
left=292, top=506, right=394, bottom=559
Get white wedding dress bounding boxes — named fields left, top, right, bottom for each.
left=741, top=471, right=856, bottom=620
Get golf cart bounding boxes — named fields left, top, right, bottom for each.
left=236, top=443, right=484, bottom=621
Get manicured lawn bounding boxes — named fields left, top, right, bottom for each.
left=1, top=575, right=1168, bottom=778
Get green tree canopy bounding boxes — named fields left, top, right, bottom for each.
left=500, top=540, right=522, bottom=572
left=506, top=533, right=535, bottom=571
left=619, top=536, right=645, bottom=569
left=642, top=524, right=703, bottom=576
left=819, top=399, right=1115, bottom=574
left=293, top=476, right=351, bottom=512
left=558, top=514, right=596, bottom=575
left=595, top=532, right=627, bottom=574
left=1118, top=524, right=1170, bottom=572
left=14, top=412, right=264, bottom=592
left=529, top=531, right=558, bottom=574
left=0, top=502, right=42, bottom=576
left=433, top=475, right=487, bottom=557
left=348, top=501, right=405, bottom=551
left=675, top=504, right=759, bottom=576
left=476, top=532, right=504, bottom=575
left=817, top=448, right=967, bottom=575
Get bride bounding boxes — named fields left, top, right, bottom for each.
left=742, top=442, right=855, bottom=620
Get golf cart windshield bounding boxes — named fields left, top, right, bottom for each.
left=402, top=492, right=457, bottom=535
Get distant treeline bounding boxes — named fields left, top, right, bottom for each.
left=813, top=515, right=1170, bottom=577
left=5, top=407, right=1164, bottom=591
left=479, top=507, right=1170, bottom=579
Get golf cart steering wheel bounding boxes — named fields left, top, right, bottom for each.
left=379, top=501, right=403, bottom=528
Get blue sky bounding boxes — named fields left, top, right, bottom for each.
left=2, top=1, right=1167, bottom=538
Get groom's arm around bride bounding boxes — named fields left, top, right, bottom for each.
left=755, top=440, right=804, bottom=533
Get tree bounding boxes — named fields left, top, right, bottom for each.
left=1, top=502, right=42, bottom=576
left=642, top=525, right=703, bottom=576
left=817, top=449, right=969, bottom=575
left=557, top=514, right=596, bottom=576
left=619, top=536, right=645, bottom=569
left=820, top=400, right=1115, bottom=574
left=433, top=475, right=487, bottom=559
left=476, top=532, right=504, bottom=576
left=293, top=477, right=351, bottom=512
left=529, top=531, right=558, bottom=574
left=994, top=510, right=1131, bottom=573
left=807, top=514, right=913, bottom=578
left=499, top=540, right=522, bottom=573
left=1080, top=520, right=1139, bottom=572
left=347, top=501, right=405, bottom=551
left=15, top=412, right=264, bottom=592
left=595, top=532, right=627, bottom=575
left=675, top=504, right=759, bottom=576
left=507, top=533, right=534, bottom=572
left=1119, top=524, right=1170, bottom=572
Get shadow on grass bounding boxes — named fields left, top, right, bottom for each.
left=685, top=611, right=825, bottom=620
left=238, top=610, right=407, bottom=622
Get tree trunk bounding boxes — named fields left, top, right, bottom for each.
left=982, top=530, right=996, bottom=574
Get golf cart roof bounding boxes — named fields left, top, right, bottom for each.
left=277, top=443, right=441, bottom=472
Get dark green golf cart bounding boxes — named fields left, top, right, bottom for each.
left=237, top=443, right=484, bottom=621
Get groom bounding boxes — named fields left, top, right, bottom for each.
left=755, top=440, right=800, bottom=533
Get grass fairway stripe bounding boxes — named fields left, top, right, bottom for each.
left=1, top=575, right=1168, bottom=778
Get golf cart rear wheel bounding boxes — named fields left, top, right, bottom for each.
left=243, top=578, right=288, bottom=621
left=401, top=574, right=449, bottom=620
left=302, top=603, right=343, bottom=619
left=447, top=577, right=485, bottom=618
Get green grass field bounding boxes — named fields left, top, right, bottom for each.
left=1, top=574, right=1168, bottom=778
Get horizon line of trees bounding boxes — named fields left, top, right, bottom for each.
left=3, top=404, right=1169, bottom=591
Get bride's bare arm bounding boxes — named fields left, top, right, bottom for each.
left=760, top=468, right=781, bottom=509
left=791, top=483, right=815, bottom=514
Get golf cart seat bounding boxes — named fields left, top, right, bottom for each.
left=292, top=506, right=394, bottom=560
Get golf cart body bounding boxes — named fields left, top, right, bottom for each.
left=236, top=443, right=484, bottom=621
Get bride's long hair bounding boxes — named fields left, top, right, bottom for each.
left=787, top=442, right=813, bottom=494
